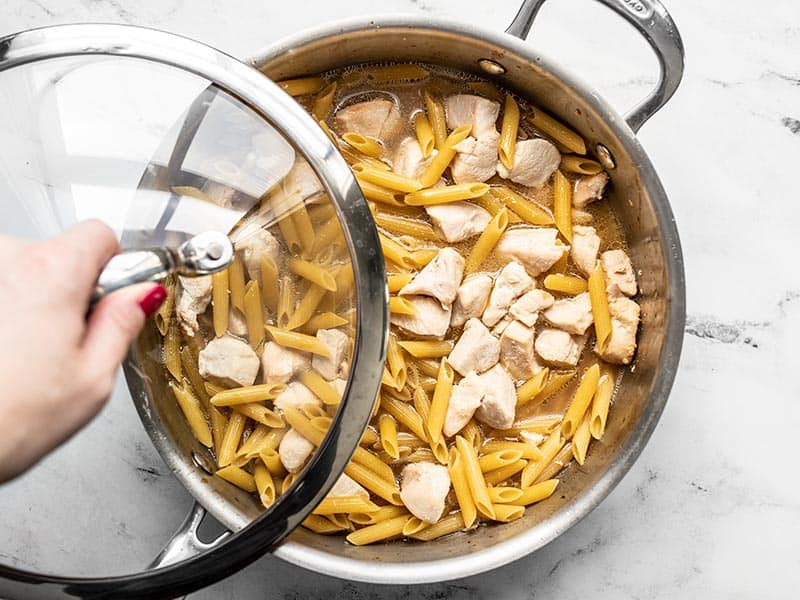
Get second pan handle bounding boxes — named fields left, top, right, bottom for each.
left=506, top=0, right=684, bottom=133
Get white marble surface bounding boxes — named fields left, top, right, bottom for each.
left=1, top=0, right=799, bottom=598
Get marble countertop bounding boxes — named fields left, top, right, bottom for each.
left=1, top=0, right=798, bottom=598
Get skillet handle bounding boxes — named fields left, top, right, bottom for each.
left=147, top=503, right=230, bottom=570
left=506, top=0, right=684, bottom=133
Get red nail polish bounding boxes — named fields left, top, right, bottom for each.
left=138, top=284, right=167, bottom=317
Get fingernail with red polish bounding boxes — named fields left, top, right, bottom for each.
left=139, top=284, right=167, bottom=317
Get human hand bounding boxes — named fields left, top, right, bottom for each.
left=0, top=220, right=166, bottom=482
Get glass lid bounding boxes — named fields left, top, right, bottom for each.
left=0, top=24, right=386, bottom=598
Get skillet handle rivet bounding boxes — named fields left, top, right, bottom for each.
left=596, top=144, right=616, bottom=170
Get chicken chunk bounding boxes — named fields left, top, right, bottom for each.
left=426, top=202, right=492, bottom=244
left=400, top=462, right=451, bottom=524
left=198, top=335, right=260, bottom=387
left=444, top=94, right=500, bottom=137
left=474, top=364, right=516, bottom=429
left=393, top=137, right=435, bottom=180
left=442, top=371, right=483, bottom=437
left=495, top=227, right=566, bottom=277
left=491, top=315, right=514, bottom=337
left=482, top=261, right=533, bottom=327
left=399, top=247, right=465, bottom=308
left=273, top=381, right=321, bottom=413
left=500, top=320, right=544, bottom=381
left=448, top=318, right=500, bottom=377
left=328, top=473, right=369, bottom=500
left=509, top=289, right=555, bottom=327
left=284, top=158, right=324, bottom=201
left=227, top=307, right=248, bottom=337
left=261, top=341, right=311, bottom=384
left=335, top=99, right=401, bottom=141
left=496, top=138, right=561, bottom=188
left=573, top=172, right=609, bottom=209
left=596, top=296, right=640, bottom=365
left=534, top=328, right=587, bottom=368
left=176, top=275, right=212, bottom=337
left=519, top=430, right=545, bottom=447
left=234, top=226, right=281, bottom=282
left=450, top=131, right=500, bottom=184
left=543, top=292, right=594, bottom=335
left=312, top=328, right=351, bottom=381
left=570, top=226, right=601, bottom=278
left=279, top=428, right=315, bottom=473
left=601, top=249, right=637, bottom=297
left=390, top=295, right=452, bottom=339
left=451, top=273, right=493, bottom=327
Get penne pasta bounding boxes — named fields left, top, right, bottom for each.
left=218, top=411, right=247, bottom=468
left=379, top=414, right=400, bottom=460
left=259, top=448, right=284, bottom=476
left=571, top=412, right=593, bottom=465
left=346, top=515, right=410, bottom=546
left=169, top=381, right=212, bottom=448
left=356, top=178, right=404, bottom=206
left=266, top=326, right=332, bottom=357
left=303, top=514, right=344, bottom=534
left=448, top=446, right=478, bottom=528
left=482, top=440, right=543, bottom=461
left=402, top=517, right=430, bottom=537
left=387, top=273, right=414, bottom=293
left=164, top=320, right=182, bottom=382
left=590, top=372, right=614, bottom=439
left=278, top=76, right=325, bottom=96
left=352, top=163, right=422, bottom=193
left=527, top=107, right=587, bottom=155
left=380, top=234, right=415, bottom=270
left=405, top=183, right=491, bottom=206
left=253, top=462, right=276, bottom=508
left=288, top=257, right=337, bottom=292
left=211, top=269, right=229, bottom=338
left=478, top=449, right=524, bottom=473
left=466, top=80, right=503, bottom=101
left=290, top=204, right=316, bottom=257
left=276, top=275, right=295, bottom=329
left=521, top=429, right=563, bottom=487
left=490, top=186, right=553, bottom=226
left=410, top=512, right=466, bottom=541
left=560, top=155, right=603, bottom=175
left=492, top=504, right=525, bottom=523
left=589, top=261, right=613, bottom=353
left=344, top=461, right=403, bottom=506
left=509, top=479, right=559, bottom=506
left=381, top=395, right=428, bottom=443
left=483, top=459, right=528, bottom=486
left=349, top=505, right=408, bottom=526
left=419, top=125, right=472, bottom=187
left=374, top=212, right=439, bottom=241
left=424, top=92, right=448, bottom=150
left=397, top=340, right=453, bottom=358
left=299, top=371, right=342, bottom=405
left=561, top=363, right=601, bottom=439
left=243, top=280, right=265, bottom=348
left=530, top=370, right=577, bottom=408
left=210, top=383, right=286, bottom=407
left=428, top=360, right=454, bottom=447
left=473, top=190, right=523, bottom=223
left=386, top=334, right=408, bottom=392
left=538, top=444, right=573, bottom=482
left=353, top=63, right=429, bottom=82
left=389, top=296, right=417, bottom=317
left=259, top=255, right=279, bottom=313
left=456, top=436, right=495, bottom=520
left=498, top=95, right=521, bottom=170
left=231, top=403, right=283, bottom=428
left=312, top=496, right=379, bottom=515
left=544, top=274, right=588, bottom=295
left=312, top=81, right=337, bottom=121
left=553, top=170, right=573, bottom=243
left=304, top=311, right=348, bottom=332
left=285, top=283, right=328, bottom=331
left=154, top=275, right=175, bottom=336
left=464, top=208, right=509, bottom=273
left=413, top=112, right=435, bottom=157
left=343, top=132, right=384, bottom=159
left=487, top=486, right=524, bottom=504
left=461, top=420, right=483, bottom=451
left=215, top=465, right=257, bottom=493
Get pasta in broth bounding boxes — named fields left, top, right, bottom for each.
left=157, top=62, right=642, bottom=545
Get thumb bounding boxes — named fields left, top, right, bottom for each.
left=82, top=283, right=167, bottom=374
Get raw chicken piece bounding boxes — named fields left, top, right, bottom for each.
left=596, top=296, right=640, bottom=365
left=601, top=249, right=637, bottom=297
left=312, top=328, right=351, bottom=381
left=328, top=473, right=369, bottom=500
left=261, top=341, right=311, bottom=384
left=444, top=94, right=501, bottom=137
left=509, top=289, right=555, bottom=327
left=474, top=364, right=517, bottom=429
left=279, top=428, right=315, bottom=473
left=570, top=226, right=601, bottom=278
left=335, top=99, right=401, bottom=141
left=495, top=227, right=565, bottom=277
left=448, top=318, right=500, bottom=377
left=426, top=202, right=492, bottom=244
left=534, top=328, right=587, bottom=368
left=390, top=295, right=452, bottom=339
left=543, top=292, right=594, bottom=335
left=500, top=320, right=544, bottom=381
left=450, top=131, right=500, bottom=184
left=198, top=335, right=260, bottom=387
left=400, top=462, right=451, bottom=523
left=228, top=307, right=248, bottom=337
left=451, top=273, right=493, bottom=327
left=399, top=247, right=465, bottom=308
left=273, top=381, right=321, bottom=413
left=393, top=137, right=435, bottom=180
left=176, top=275, right=212, bottom=337
left=234, top=226, right=281, bottom=282
left=442, top=371, right=483, bottom=437
left=573, top=172, right=609, bottom=209
left=496, top=138, right=560, bottom=188
left=284, top=158, right=324, bottom=201
left=482, top=261, right=533, bottom=327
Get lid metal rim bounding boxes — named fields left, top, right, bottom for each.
left=0, top=23, right=387, bottom=599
